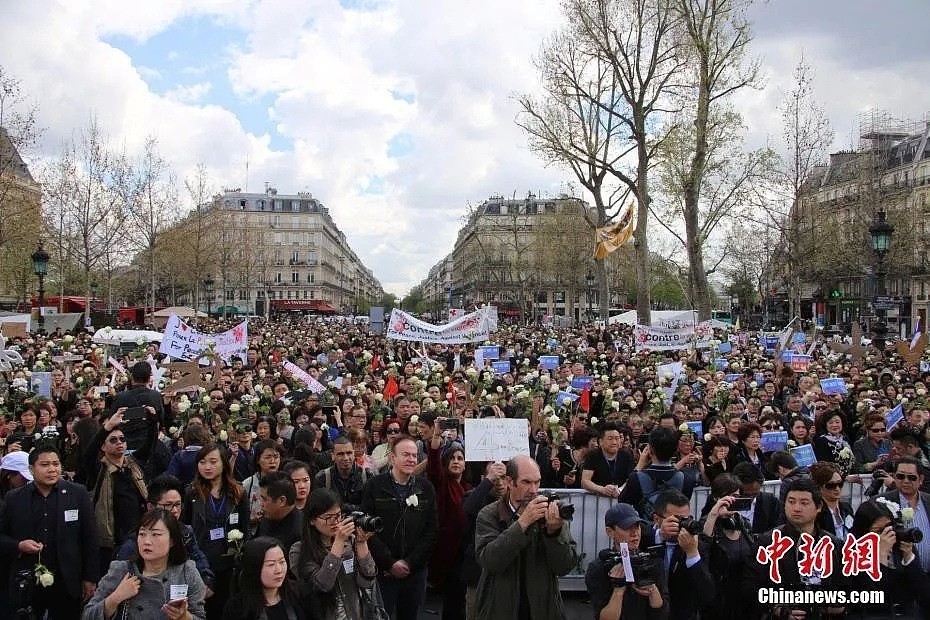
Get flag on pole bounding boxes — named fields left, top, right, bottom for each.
left=912, top=318, right=922, bottom=350
left=383, top=375, right=399, bottom=401
left=593, top=204, right=635, bottom=260
left=580, top=385, right=591, bottom=412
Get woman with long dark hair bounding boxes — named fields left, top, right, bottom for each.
left=84, top=508, right=206, bottom=619
left=223, top=537, right=312, bottom=620
left=290, top=488, right=379, bottom=619
left=183, top=444, right=250, bottom=619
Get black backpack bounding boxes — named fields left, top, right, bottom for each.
left=635, top=468, right=685, bottom=520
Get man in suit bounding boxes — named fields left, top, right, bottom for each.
left=880, top=455, right=930, bottom=574
left=732, top=462, right=783, bottom=534
left=643, top=489, right=715, bottom=620
left=0, top=444, right=99, bottom=619
left=444, top=344, right=472, bottom=374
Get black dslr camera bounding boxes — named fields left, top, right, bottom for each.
left=676, top=516, right=702, bottom=536
left=894, top=522, right=923, bottom=544
left=350, top=511, right=384, bottom=533
left=543, top=492, right=575, bottom=520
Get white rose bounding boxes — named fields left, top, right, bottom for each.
left=37, top=571, right=54, bottom=587
left=547, top=414, right=560, bottom=425
left=202, top=395, right=211, bottom=405
left=218, top=430, right=228, bottom=442
left=561, top=397, right=572, bottom=406
left=406, top=494, right=419, bottom=507
left=374, top=393, right=384, bottom=402
left=168, top=426, right=179, bottom=437
left=901, top=507, right=915, bottom=522
left=496, top=386, right=503, bottom=393
left=678, top=423, right=690, bottom=432
left=704, top=433, right=712, bottom=442
left=229, top=403, right=241, bottom=414
left=590, top=417, right=599, bottom=425
left=550, top=385, right=559, bottom=394
left=410, top=415, right=419, bottom=424
left=227, top=529, right=244, bottom=542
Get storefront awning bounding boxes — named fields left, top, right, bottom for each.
left=270, top=299, right=339, bottom=313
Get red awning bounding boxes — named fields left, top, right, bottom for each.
left=270, top=299, right=339, bottom=313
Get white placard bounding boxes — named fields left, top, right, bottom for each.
left=283, top=361, right=326, bottom=394
left=463, top=418, right=529, bottom=462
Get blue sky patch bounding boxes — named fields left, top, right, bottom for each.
left=387, top=132, right=414, bottom=158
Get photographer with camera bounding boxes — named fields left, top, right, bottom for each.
left=878, top=456, right=930, bottom=574
left=585, top=503, right=668, bottom=619
left=744, top=478, right=846, bottom=619
left=700, top=474, right=757, bottom=620
left=474, top=454, right=578, bottom=620
left=291, top=488, right=380, bottom=620
left=642, top=490, right=714, bottom=620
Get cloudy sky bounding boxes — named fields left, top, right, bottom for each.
left=4, top=0, right=929, bottom=295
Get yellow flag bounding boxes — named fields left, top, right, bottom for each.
left=593, top=205, right=635, bottom=260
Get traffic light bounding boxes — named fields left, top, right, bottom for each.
left=829, top=289, right=842, bottom=299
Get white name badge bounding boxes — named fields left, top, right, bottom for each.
left=343, top=558, right=354, bottom=574
left=229, top=513, right=239, bottom=525
left=64, top=509, right=79, bottom=523
left=209, top=527, right=225, bottom=541
left=170, top=584, right=188, bottom=601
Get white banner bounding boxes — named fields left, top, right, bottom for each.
left=634, top=324, right=697, bottom=351
left=158, top=315, right=248, bottom=361
left=387, top=306, right=495, bottom=344
left=283, top=361, right=327, bottom=394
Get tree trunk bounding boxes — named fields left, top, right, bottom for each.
left=635, top=125, right=652, bottom=327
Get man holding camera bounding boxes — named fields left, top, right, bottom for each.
left=474, top=454, right=578, bottom=620
left=642, top=490, right=714, bottom=620
left=585, top=503, right=668, bottom=619
left=878, top=456, right=930, bottom=573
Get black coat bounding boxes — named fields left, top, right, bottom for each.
left=111, top=384, right=166, bottom=425
left=0, top=480, right=99, bottom=600
left=748, top=492, right=784, bottom=535
left=360, top=472, right=437, bottom=574
left=642, top=527, right=716, bottom=620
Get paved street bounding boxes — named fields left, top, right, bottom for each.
left=419, top=590, right=591, bottom=620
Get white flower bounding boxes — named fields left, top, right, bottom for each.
left=543, top=405, right=554, bottom=414
left=549, top=385, right=559, bottom=394
left=374, top=393, right=384, bottom=402
left=202, top=395, right=211, bottom=405
left=445, top=392, right=453, bottom=400
left=786, top=440, right=797, bottom=449
left=612, top=401, right=620, bottom=411
left=496, top=386, right=503, bottom=393
left=229, top=403, right=241, bottom=414
left=218, top=430, right=228, bottom=442
left=876, top=497, right=901, bottom=518
left=320, top=423, right=330, bottom=431
left=901, top=507, right=915, bottom=522
left=590, top=417, right=599, bottom=425
left=678, top=423, right=690, bottom=432
left=258, top=369, right=266, bottom=378
left=561, top=397, right=572, bottom=406
left=227, top=529, right=244, bottom=542
left=168, top=426, right=179, bottom=438
left=409, top=415, right=419, bottom=424
left=838, top=447, right=853, bottom=460
left=406, top=494, right=419, bottom=507
left=547, top=413, right=561, bottom=425
left=704, top=433, right=712, bottom=442
left=136, top=337, right=146, bottom=346
left=749, top=381, right=758, bottom=389
left=63, top=335, right=74, bottom=343
left=37, top=570, right=54, bottom=587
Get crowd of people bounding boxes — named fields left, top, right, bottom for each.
left=0, top=315, right=930, bottom=619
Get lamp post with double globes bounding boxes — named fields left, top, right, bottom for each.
left=869, top=210, right=894, bottom=355
left=31, top=244, right=50, bottom=334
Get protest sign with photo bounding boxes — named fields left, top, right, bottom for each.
left=159, top=315, right=248, bottom=361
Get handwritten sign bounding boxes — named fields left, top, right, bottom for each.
left=820, top=378, right=848, bottom=395
left=283, top=361, right=326, bottom=394
left=761, top=431, right=789, bottom=452
left=791, top=444, right=817, bottom=467
left=159, top=315, right=248, bottom=361
left=885, top=403, right=904, bottom=432
left=539, top=355, right=560, bottom=370
left=463, top=418, right=529, bottom=462
left=492, top=360, right=511, bottom=375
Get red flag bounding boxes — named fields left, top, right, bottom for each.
left=580, top=385, right=591, bottom=412
left=383, top=375, right=399, bottom=400
left=447, top=376, right=455, bottom=404
left=371, top=354, right=380, bottom=371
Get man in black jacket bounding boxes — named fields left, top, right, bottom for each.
left=361, top=435, right=437, bottom=620
left=0, top=445, right=99, bottom=619
left=642, top=489, right=715, bottom=620
left=111, top=361, right=165, bottom=426
left=732, top=462, right=783, bottom=534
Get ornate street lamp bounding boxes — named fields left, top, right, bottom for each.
left=204, top=278, right=215, bottom=317
left=869, top=210, right=894, bottom=354
left=31, top=244, right=50, bottom=334
left=585, top=269, right=595, bottom=323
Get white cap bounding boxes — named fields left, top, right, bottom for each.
left=1, top=451, right=33, bottom=481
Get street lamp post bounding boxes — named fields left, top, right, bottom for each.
left=869, top=210, right=894, bottom=355
left=204, top=278, right=215, bottom=318
left=585, top=269, right=595, bottom=323
left=31, top=244, right=50, bottom=334
left=89, top=280, right=98, bottom=328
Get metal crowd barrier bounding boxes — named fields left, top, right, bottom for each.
left=547, top=475, right=873, bottom=591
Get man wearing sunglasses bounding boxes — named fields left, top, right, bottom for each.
left=879, top=456, right=930, bottom=573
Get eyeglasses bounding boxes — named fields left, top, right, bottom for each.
left=823, top=481, right=843, bottom=490
left=108, top=436, right=127, bottom=445
left=319, top=512, right=343, bottom=524
left=577, top=416, right=588, bottom=421
left=386, top=429, right=401, bottom=435
left=762, top=425, right=776, bottom=430
left=895, top=473, right=920, bottom=482
left=869, top=427, right=886, bottom=433
left=157, top=502, right=183, bottom=510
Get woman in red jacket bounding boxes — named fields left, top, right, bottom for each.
left=425, top=414, right=471, bottom=620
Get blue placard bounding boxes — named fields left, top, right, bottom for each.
left=571, top=376, right=594, bottom=390
left=820, top=378, right=848, bottom=395
left=547, top=338, right=559, bottom=350
left=686, top=421, right=703, bottom=436
left=717, top=342, right=732, bottom=354
left=755, top=373, right=766, bottom=386
left=479, top=346, right=500, bottom=360
left=555, top=391, right=580, bottom=406
left=492, top=360, right=511, bottom=375
left=791, top=444, right=817, bottom=467
left=764, top=336, right=779, bottom=352
left=921, top=361, right=930, bottom=373
left=886, top=404, right=904, bottom=432
left=792, top=333, right=807, bottom=344
left=725, top=373, right=742, bottom=383
left=30, top=372, right=52, bottom=398
left=539, top=355, right=560, bottom=370
left=761, top=431, right=788, bottom=452
left=714, top=358, right=728, bottom=370
left=780, top=350, right=794, bottom=362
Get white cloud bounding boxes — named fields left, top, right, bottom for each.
left=5, top=0, right=929, bottom=297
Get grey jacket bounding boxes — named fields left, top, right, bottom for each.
left=82, top=559, right=206, bottom=620
left=289, top=540, right=377, bottom=620
left=474, top=497, right=578, bottom=620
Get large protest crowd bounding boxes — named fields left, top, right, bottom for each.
left=1, top=313, right=930, bottom=620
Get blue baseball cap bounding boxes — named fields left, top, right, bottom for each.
left=605, top=503, right=644, bottom=528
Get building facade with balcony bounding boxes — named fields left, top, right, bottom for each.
left=0, top=128, right=42, bottom=310
left=782, top=112, right=930, bottom=337
left=205, top=185, right=383, bottom=316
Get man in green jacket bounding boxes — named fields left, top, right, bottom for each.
left=475, top=454, right=578, bottom=620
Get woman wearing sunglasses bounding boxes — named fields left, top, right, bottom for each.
left=809, top=462, right=854, bottom=540
left=371, top=417, right=403, bottom=472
